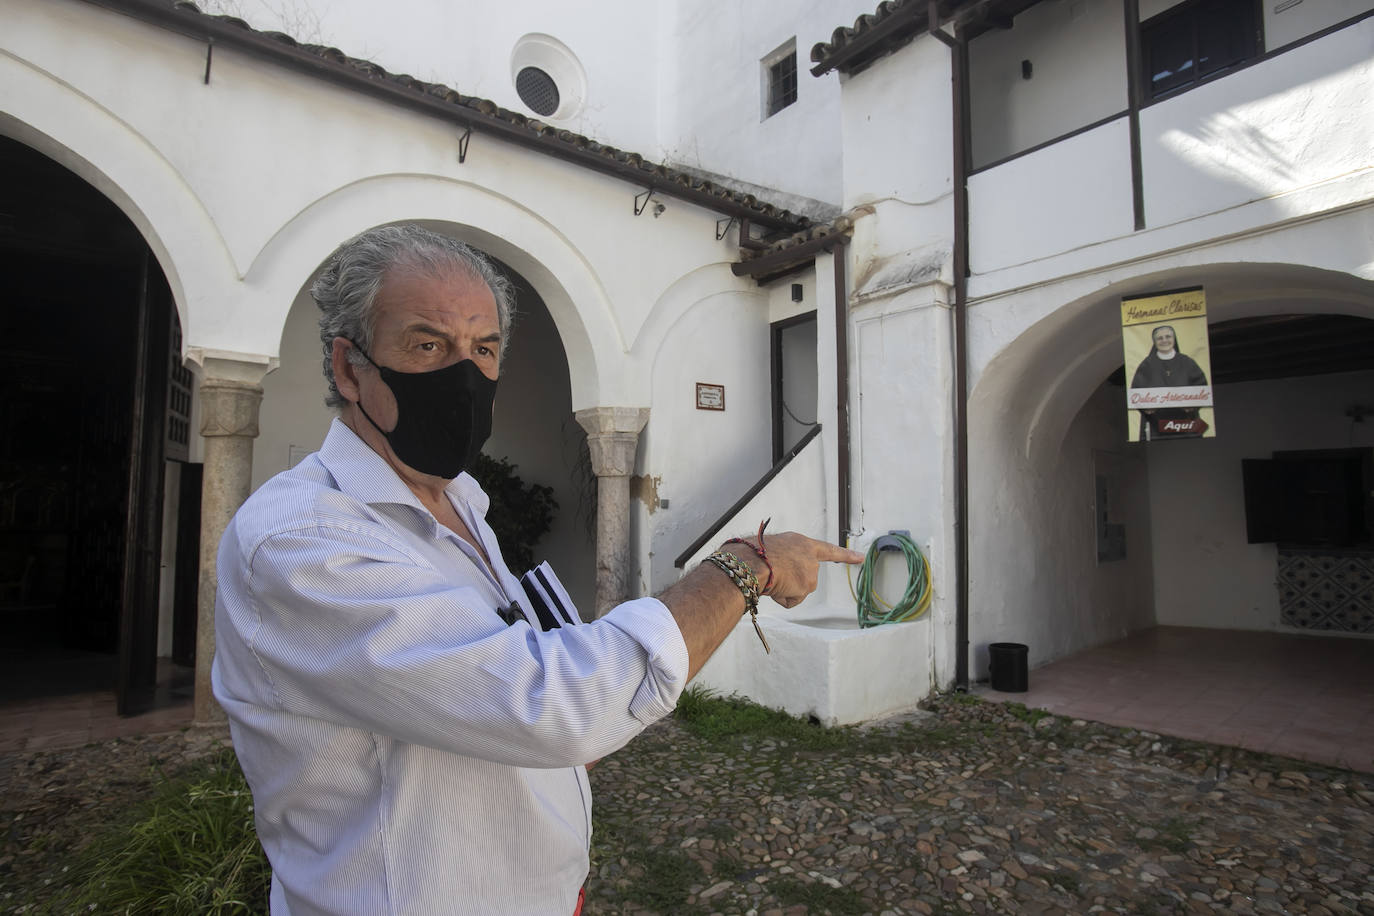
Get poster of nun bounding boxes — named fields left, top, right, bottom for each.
left=1121, top=288, right=1216, bottom=442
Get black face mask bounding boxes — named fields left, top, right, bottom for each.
left=349, top=342, right=497, bottom=479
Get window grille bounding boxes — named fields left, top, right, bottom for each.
left=766, top=51, right=798, bottom=117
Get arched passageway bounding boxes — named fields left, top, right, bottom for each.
left=967, top=264, right=1374, bottom=768
left=969, top=263, right=1374, bottom=668
left=0, top=136, right=197, bottom=716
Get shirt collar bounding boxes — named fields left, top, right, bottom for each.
left=315, top=419, right=490, bottom=530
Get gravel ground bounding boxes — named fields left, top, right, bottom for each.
left=3, top=695, right=1372, bottom=915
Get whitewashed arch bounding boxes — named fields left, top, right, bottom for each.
left=972, top=262, right=1374, bottom=469
left=0, top=53, right=240, bottom=348
left=244, top=174, right=630, bottom=410
left=629, top=261, right=759, bottom=383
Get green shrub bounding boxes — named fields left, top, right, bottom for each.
left=55, top=749, right=269, bottom=915
left=469, top=453, right=558, bottom=573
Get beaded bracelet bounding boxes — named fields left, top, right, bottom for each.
left=725, top=518, right=774, bottom=594
left=704, top=549, right=771, bottom=654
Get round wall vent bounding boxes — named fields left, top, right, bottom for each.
left=510, top=34, right=586, bottom=121
left=515, top=67, right=560, bottom=117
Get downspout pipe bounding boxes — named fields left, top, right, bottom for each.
left=928, top=7, right=972, bottom=693
left=833, top=240, right=851, bottom=547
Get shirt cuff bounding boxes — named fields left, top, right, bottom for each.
left=602, top=596, right=690, bottom=725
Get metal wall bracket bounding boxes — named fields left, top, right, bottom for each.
left=716, top=216, right=737, bottom=241
left=457, top=127, right=472, bottom=164
left=634, top=188, right=655, bottom=216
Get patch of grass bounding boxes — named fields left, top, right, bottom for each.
left=1004, top=702, right=1051, bottom=725
left=770, top=876, right=870, bottom=915
left=51, top=749, right=269, bottom=914
left=621, top=843, right=707, bottom=912
left=674, top=685, right=859, bottom=751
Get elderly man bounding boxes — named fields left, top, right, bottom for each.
left=213, top=224, right=859, bottom=915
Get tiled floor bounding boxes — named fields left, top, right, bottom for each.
left=977, top=626, right=1374, bottom=773
left=0, top=690, right=192, bottom=754
left=0, top=651, right=194, bottom=754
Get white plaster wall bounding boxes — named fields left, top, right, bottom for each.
left=840, top=38, right=955, bottom=282
left=1141, top=18, right=1374, bottom=230
left=1147, top=369, right=1374, bottom=632
left=254, top=288, right=335, bottom=491
left=850, top=281, right=956, bottom=689
left=7, top=0, right=753, bottom=413
left=968, top=119, right=1136, bottom=275
left=968, top=0, right=1127, bottom=168
left=658, top=0, right=876, bottom=204
left=200, top=0, right=662, bottom=153
left=1263, top=0, right=1373, bottom=48
left=768, top=272, right=819, bottom=324
left=968, top=377, right=1156, bottom=676
left=640, top=288, right=775, bottom=592
left=963, top=18, right=1374, bottom=301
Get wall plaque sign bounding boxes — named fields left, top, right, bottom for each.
left=695, top=382, right=725, bottom=411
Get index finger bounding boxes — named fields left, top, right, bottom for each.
left=815, top=541, right=864, bottom=564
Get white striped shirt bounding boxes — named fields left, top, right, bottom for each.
left=212, top=420, right=688, bottom=915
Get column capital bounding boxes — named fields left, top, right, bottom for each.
left=574, top=406, right=651, bottom=436
left=575, top=406, right=649, bottom=478
left=199, top=379, right=264, bottom=439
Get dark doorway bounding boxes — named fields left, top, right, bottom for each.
left=770, top=311, right=819, bottom=463
left=0, top=135, right=193, bottom=714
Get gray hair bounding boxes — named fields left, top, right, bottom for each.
left=311, top=224, right=516, bottom=409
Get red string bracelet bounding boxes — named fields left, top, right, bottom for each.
left=725, top=518, right=773, bottom=594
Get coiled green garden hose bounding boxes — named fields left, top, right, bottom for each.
left=848, top=532, right=932, bottom=628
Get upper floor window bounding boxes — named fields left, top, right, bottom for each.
left=763, top=39, right=798, bottom=118
left=1141, top=0, right=1261, bottom=100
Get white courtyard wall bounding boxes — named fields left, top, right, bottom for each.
left=638, top=283, right=775, bottom=593
left=968, top=376, right=1156, bottom=676
left=966, top=16, right=1374, bottom=298
left=1140, top=20, right=1374, bottom=230
left=201, top=0, right=664, bottom=156
left=841, top=39, right=955, bottom=292
left=658, top=0, right=877, bottom=205
left=967, top=0, right=1127, bottom=168
left=848, top=280, right=958, bottom=692
left=1147, top=369, right=1374, bottom=633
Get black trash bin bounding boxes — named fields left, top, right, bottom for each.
left=988, top=642, right=1029, bottom=692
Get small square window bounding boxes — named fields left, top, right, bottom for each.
left=762, top=41, right=798, bottom=119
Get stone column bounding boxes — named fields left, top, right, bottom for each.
left=574, top=406, right=650, bottom=618
left=190, top=355, right=273, bottom=725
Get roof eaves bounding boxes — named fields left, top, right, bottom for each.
left=81, top=0, right=812, bottom=234
left=812, top=0, right=1019, bottom=76
left=731, top=215, right=855, bottom=284
left=810, top=0, right=931, bottom=77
